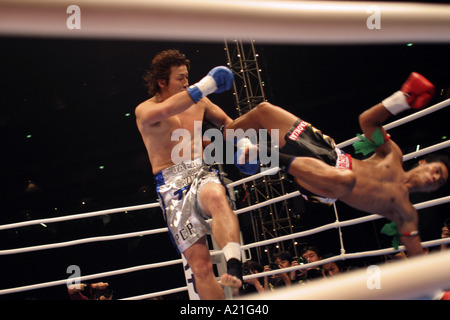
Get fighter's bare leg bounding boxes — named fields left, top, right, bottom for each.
left=200, top=182, right=242, bottom=289
left=200, top=183, right=240, bottom=247
left=226, top=102, right=356, bottom=199
left=182, top=237, right=225, bottom=300
left=288, top=157, right=356, bottom=199
left=224, top=102, right=297, bottom=148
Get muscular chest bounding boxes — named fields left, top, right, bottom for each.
left=145, top=103, right=206, bottom=158
left=343, top=158, right=407, bottom=214
left=145, top=103, right=204, bottom=136
left=167, top=103, right=205, bottom=132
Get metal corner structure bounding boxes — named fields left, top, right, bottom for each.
left=224, top=39, right=301, bottom=263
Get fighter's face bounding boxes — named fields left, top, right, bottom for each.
left=415, top=161, right=448, bottom=192
left=165, top=64, right=189, bottom=96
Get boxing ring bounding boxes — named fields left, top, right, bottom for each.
left=1, top=97, right=450, bottom=300
left=1, top=0, right=450, bottom=301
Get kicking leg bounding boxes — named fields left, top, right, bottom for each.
left=224, top=102, right=298, bottom=148
left=288, top=157, right=356, bottom=199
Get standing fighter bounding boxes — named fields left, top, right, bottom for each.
left=135, top=50, right=241, bottom=299
left=226, top=72, right=449, bottom=257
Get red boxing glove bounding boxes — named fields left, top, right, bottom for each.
left=401, top=72, right=435, bottom=110
left=441, top=291, right=450, bottom=300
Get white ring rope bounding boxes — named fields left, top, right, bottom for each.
left=0, top=257, right=183, bottom=296
left=241, top=250, right=450, bottom=300
left=120, top=286, right=189, bottom=301
left=2, top=223, right=449, bottom=297
left=1, top=1, right=450, bottom=43
left=1, top=99, right=449, bottom=298
left=241, top=238, right=450, bottom=282
left=0, top=202, right=160, bottom=231
left=403, top=140, right=450, bottom=162
left=332, top=203, right=346, bottom=255
left=1, top=193, right=449, bottom=256
left=0, top=227, right=168, bottom=256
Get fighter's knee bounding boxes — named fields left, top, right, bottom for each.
left=254, top=102, right=276, bottom=116
left=201, top=184, right=225, bottom=202
left=190, top=259, right=214, bottom=279
left=200, top=183, right=227, bottom=211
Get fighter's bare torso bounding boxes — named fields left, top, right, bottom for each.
left=136, top=96, right=206, bottom=174
left=339, top=139, right=423, bottom=254
left=340, top=140, right=408, bottom=220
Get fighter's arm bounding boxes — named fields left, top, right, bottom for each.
left=357, top=102, right=398, bottom=157
left=136, top=66, right=234, bottom=126
left=358, top=72, right=435, bottom=155
left=395, top=202, right=424, bottom=257
left=204, top=98, right=233, bottom=128
left=358, top=103, right=392, bottom=147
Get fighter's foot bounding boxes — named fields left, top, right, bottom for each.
left=219, top=273, right=242, bottom=288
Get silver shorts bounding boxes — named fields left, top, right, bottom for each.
left=155, top=158, right=232, bottom=253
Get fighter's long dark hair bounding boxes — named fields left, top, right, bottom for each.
left=143, top=49, right=190, bottom=96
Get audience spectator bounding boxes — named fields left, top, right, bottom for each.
left=273, top=251, right=308, bottom=284
left=441, top=218, right=450, bottom=251
left=321, top=253, right=348, bottom=277
left=264, top=253, right=293, bottom=290
left=301, top=245, right=322, bottom=263
left=239, top=260, right=267, bottom=296
left=67, top=282, right=113, bottom=300
left=300, top=245, right=326, bottom=280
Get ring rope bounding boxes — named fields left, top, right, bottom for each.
left=332, top=203, right=346, bottom=255
left=1, top=215, right=448, bottom=298
left=0, top=257, right=183, bottom=296
left=240, top=250, right=450, bottom=300
left=2, top=1, right=450, bottom=44
left=0, top=227, right=168, bottom=256
left=403, top=140, right=450, bottom=162
left=0, top=169, right=280, bottom=233
left=0, top=202, right=160, bottom=231
left=2, top=234, right=448, bottom=298
left=3, top=194, right=448, bottom=256
left=233, top=237, right=450, bottom=284
left=120, top=286, right=189, bottom=301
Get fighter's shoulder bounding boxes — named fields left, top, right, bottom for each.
left=135, top=97, right=169, bottom=127
left=135, top=97, right=157, bottom=113
left=375, top=137, right=403, bottom=158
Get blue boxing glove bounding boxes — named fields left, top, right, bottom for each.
left=234, top=137, right=260, bottom=175
left=187, top=66, right=234, bottom=103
